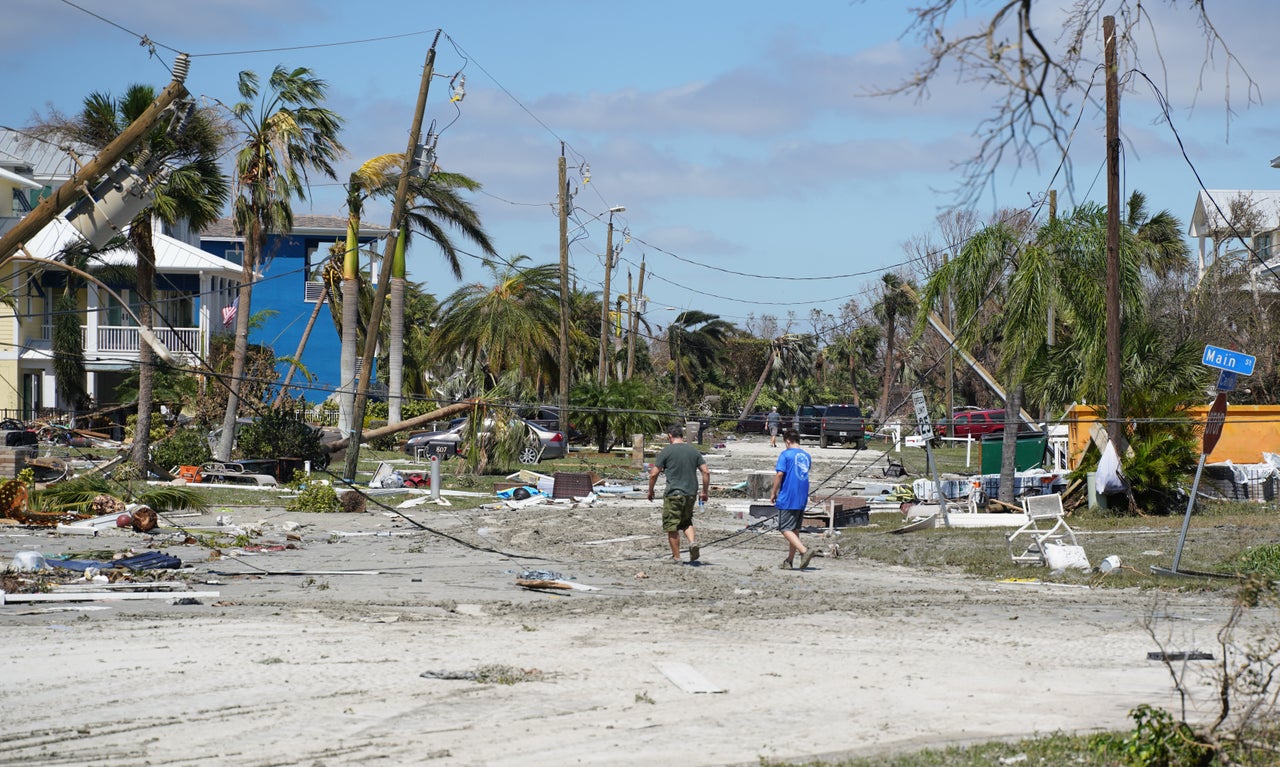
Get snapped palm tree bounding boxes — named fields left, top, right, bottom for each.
left=29, top=85, right=228, bottom=469
left=217, top=65, right=344, bottom=461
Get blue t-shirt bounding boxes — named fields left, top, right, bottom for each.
left=774, top=446, right=811, bottom=511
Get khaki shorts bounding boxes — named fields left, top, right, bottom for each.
left=662, top=494, right=696, bottom=532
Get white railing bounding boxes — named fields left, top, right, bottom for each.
left=96, top=325, right=202, bottom=360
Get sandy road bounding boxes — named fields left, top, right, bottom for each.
left=0, top=435, right=1241, bottom=766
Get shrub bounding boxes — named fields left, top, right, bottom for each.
left=237, top=410, right=326, bottom=467
left=151, top=426, right=212, bottom=472
left=286, top=482, right=341, bottom=513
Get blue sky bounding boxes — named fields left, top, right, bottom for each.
left=4, top=1, right=1279, bottom=333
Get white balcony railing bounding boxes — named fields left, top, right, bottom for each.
left=96, top=325, right=201, bottom=360
left=32, top=324, right=201, bottom=362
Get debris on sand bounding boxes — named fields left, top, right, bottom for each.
left=420, top=664, right=545, bottom=684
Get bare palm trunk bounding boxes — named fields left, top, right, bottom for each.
left=339, top=278, right=359, bottom=433
left=879, top=317, right=897, bottom=420
left=739, top=345, right=776, bottom=420
left=338, top=219, right=360, bottom=434
left=849, top=356, right=861, bottom=406
left=998, top=385, right=1023, bottom=505
left=217, top=259, right=255, bottom=461
left=275, top=293, right=328, bottom=406
left=130, top=221, right=156, bottom=469
left=388, top=276, right=405, bottom=424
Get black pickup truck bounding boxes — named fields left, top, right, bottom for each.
left=819, top=404, right=866, bottom=449
left=793, top=405, right=826, bottom=440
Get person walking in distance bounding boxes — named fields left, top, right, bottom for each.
left=771, top=428, right=817, bottom=570
left=766, top=406, right=781, bottom=447
left=647, top=423, right=710, bottom=564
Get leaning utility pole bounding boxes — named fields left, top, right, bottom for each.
left=557, top=147, right=571, bottom=437
left=1104, top=16, right=1123, bottom=444
left=0, top=54, right=191, bottom=266
left=342, top=32, right=440, bottom=482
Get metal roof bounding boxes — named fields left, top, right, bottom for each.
left=20, top=217, right=244, bottom=280
left=1188, top=189, right=1280, bottom=238
left=200, top=214, right=389, bottom=239
left=0, top=129, right=91, bottom=184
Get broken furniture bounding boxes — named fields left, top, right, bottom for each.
left=199, top=461, right=277, bottom=486
left=1005, top=492, right=1078, bottom=565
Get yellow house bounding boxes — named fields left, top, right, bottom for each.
left=1064, top=402, right=1280, bottom=467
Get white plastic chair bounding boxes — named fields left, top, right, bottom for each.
left=1006, top=493, right=1078, bottom=565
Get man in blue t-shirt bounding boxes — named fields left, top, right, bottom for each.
left=770, top=428, right=817, bottom=570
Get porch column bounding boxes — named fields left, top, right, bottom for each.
left=85, top=283, right=100, bottom=359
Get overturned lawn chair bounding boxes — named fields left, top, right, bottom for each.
left=1006, top=493, right=1078, bottom=566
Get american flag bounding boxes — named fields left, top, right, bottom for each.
left=221, top=296, right=238, bottom=328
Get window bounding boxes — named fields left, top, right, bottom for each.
left=1257, top=232, right=1273, bottom=260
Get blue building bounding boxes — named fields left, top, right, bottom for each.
left=199, top=215, right=388, bottom=403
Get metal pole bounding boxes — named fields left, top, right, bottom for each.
left=1170, top=454, right=1207, bottom=573
left=430, top=455, right=441, bottom=502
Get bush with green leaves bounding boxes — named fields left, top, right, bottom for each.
left=570, top=378, right=671, bottom=453
left=237, top=411, right=326, bottom=468
left=150, top=426, right=212, bottom=472
left=364, top=418, right=396, bottom=451
left=286, top=482, right=341, bottom=513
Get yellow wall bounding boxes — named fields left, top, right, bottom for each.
left=1065, top=403, right=1280, bottom=467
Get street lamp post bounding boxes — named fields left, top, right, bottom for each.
left=598, top=205, right=625, bottom=385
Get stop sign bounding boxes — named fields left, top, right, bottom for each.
left=1203, top=393, right=1228, bottom=454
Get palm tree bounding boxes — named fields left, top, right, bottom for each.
left=738, top=333, right=817, bottom=420
left=873, top=273, right=915, bottom=422
left=216, top=65, right=344, bottom=461
left=391, top=170, right=496, bottom=423
left=666, top=310, right=733, bottom=408
left=827, top=324, right=881, bottom=405
left=1126, top=191, right=1192, bottom=279
left=918, top=198, right=1187, bottom=506
left=430, top=255, right=561, bottom=389
left=29, top=85, right=229, bottom=470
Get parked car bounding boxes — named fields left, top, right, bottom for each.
left=520, top=406, right=584, bottom=444
left=404, top=416, right=566, bottom=464
left=403, top=417, right=468, bottom=457
left=949, top=409, right=1008, bottom=439
left=819, top=404, right=866, bottom=449
left=793, top=405, right=826, bottom=439
left=736, top=410, right=770, bottom=433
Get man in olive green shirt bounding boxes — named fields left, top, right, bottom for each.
left=647, top=424, right=710, bottom=564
